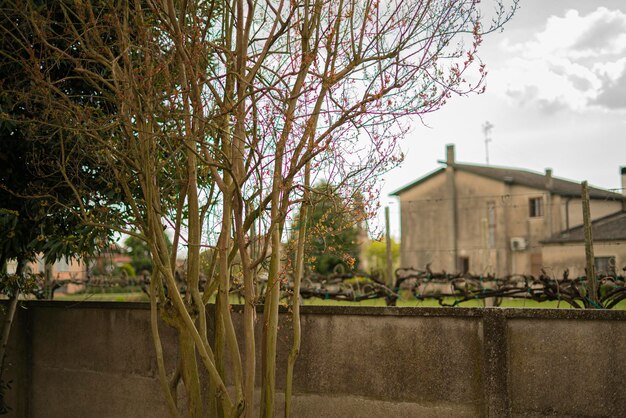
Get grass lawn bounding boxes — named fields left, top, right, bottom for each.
left=55, top=292, right=148, bottom=302
left=300, top=297, right=601, bottom=308
left=54, top=291, right=626, bottom=309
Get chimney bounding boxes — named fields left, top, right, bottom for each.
left=446, top=144, right=455, bottom=166
left=621, top=167, right=626, bottom=196
left=545, top=168, right=553, bottom=190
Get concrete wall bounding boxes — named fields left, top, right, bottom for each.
left=398, top=169, right=454, bottom=270
left=3, top=302, right=625, bottom=418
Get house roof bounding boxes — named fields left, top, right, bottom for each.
left=543, top=211, right=626, bottom=244
left=389, top=167, right=446, bottom=196
left=390, top=162, right=625, bottom=200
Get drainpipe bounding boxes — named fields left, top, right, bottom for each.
left=545, top=169, right=553, bottom=236
left=565, top=197, right=572, bottom=231
left=503, top=177, right=513, bottom=276
left=621, top=167, right=626, bottom=210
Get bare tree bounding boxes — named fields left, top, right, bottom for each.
left=1, top=0, right=517, bottom=416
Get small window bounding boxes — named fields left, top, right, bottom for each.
left=529, top=197, right=543, bottom=218
left=594, top=256, right=616, bottom=276
left=487, top=201, right=496, bottom=248
left=457, top=256, right=469, bottom=274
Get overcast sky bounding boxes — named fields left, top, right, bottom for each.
left=380, top=0, right=626, bottom=238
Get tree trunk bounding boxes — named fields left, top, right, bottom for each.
left=285, top=161, right=310, bottom=417
left=178, top=326, right=203, bottom=418
left=0, top=257, right=23, bottom=383
left=261, top=222, right=282, bottom=418
left=149, top=273, right=182, bottom=418
left=44, top=260, right=54, bottom=300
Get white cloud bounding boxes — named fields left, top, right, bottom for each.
left=493, top=7, right=626, bottom=111
left=592, top=58, right=626, bottom=109
left=571, top=8, right=626, bottom=57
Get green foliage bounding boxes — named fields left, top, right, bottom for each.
left=362, top=239, right=400, bottom=284
left=364, top=239, right=400, bottom=274
left=291, top=183, right=364, bottom=275
left=123, top=233, right=172, bottom=274
left=0, top=5, right=115, bottom=295
left=117, top=263, right=136, bottom=278
left=0, top=271, right=41, bottom=298
left=124, top=235, right=153, bottom=273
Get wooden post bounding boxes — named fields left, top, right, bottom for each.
left=581, top=181, right=599, bottom=307
left=385, top=206, right=394, bottom=289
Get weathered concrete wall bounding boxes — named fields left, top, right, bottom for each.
left=3, top=302, right=625, bottom=418
left=508, top=316, right=625, bottom=418
left=2, top=304, right=28, bottom=418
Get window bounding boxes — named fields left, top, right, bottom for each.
left=457, top=256, right=469, bottom=274
left=487, top=201, right=496, bottom=248
left=529, top=197, right=543, bottom=218
left=594, top=256, right=616, bottom=276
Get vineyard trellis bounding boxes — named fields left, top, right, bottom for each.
left=30, top=266, right=626, bottom=309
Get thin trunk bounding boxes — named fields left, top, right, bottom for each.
left=179, top=327, right=203, bottom=418
left=260, top=13, right=312, bottom=411
left=241, top=255, right=256, bottom=418
left=212, top=293, right=226, bottom=418
left=232, top=0, right=253, bottom=408
left=149, top=273, right=182, bottom=418
left=285, top=161, right=311, bottom=417
left=148, top=201, right=233, bottom=415
left=233, top=199, right=256, bottom=418
left=168, top=360, right=182, bottom=406
left=218, top=190, right=245, bottom=404
left=0, top=258, right=23, bottom=383
left=44, top=260, right=54, bottom=300
left=0, top=292, right=18, bottom=384
left=581, top=181, right=599, bottom=307
left=260, top=218, right=282, bottom=418
left=184, top=113, right=208, bottom=418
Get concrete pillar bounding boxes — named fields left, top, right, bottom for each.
left=482, top=309, right=511, bottom=417
left=544, top=168, right=553, bottom=190
left=620, top=167, right=626, bottom=210
left=445, top=144, right=458, bottom=272
left=446, top=144, right=455, bottom=165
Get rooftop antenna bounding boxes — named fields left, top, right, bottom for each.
left=482, top=121, right=494, bottom=165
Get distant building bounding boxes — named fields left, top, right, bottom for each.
left=391, top=145, right=626, bottom=276
left=542, top=210, right=626, bottom=277
left=6, top=256, right=86, bottom=279
left=90, top=243, right=132, bottom=276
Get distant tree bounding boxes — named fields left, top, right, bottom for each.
left=124, top=233, right=173, bottom=274
left=364, top=239, right=400, bottom=282
left=291, top=183, right=364, bottom=275
left=124, top=235, right=155, bottom=274
left=117, top=263, right=137, bottom=279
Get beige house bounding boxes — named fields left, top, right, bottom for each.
left=391, top=145, right=626, bottom=276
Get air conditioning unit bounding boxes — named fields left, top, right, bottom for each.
left=510, top=237, right=527, bottom=252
